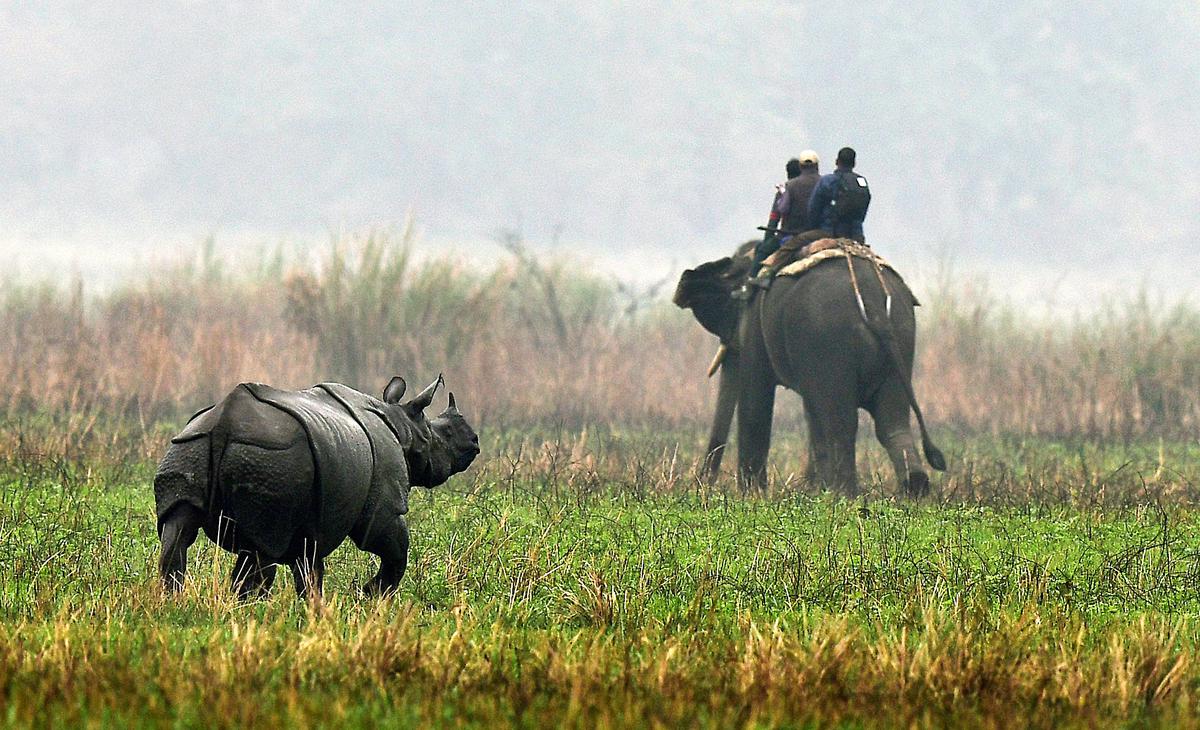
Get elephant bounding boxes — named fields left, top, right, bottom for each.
left=674, top=241, right=945, bottom=496
left=154, top=375, right=480, bottom=599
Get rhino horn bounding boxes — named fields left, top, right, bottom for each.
left=406, top=374, right=444, bottom=413
left=382, top=376, right=407, bottom=404
left=446, top=392, right=459, bottom=413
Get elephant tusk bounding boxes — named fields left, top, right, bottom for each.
left=707, top=345, right=728, bottom=378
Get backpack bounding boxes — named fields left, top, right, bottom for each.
left=832, top=172, right=870, bottom=223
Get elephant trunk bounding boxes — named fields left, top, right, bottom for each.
left=702, top=348, right=740, bottom=480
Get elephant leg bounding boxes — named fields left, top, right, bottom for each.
left=289, top=552, right=326, bottom=601
left=231, top=551, right=277, bottom=601
left=802, top=408, right=821, bottom=484
left=159, top=503, right=203, bottom=592
left=807, top=393, right=859, bottom=496
left=703, top=349, right=740, bottom=480
left=357, top=517, right=411, bottom=597
left=736, top=375, right=776, bottom=490
left=870, top=382, right=929, bottom=497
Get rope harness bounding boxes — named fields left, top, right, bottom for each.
left=774, top=238, right=901, bottom=325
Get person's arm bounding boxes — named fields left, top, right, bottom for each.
left=764, top=185, right=785, bottom=234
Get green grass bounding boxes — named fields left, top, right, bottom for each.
left=4, top=234, right=1200, bottom=726
left=4, top=430, right=1200, bottom=727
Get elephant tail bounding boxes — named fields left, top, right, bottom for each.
left=869, top=322, right=946, bottom=471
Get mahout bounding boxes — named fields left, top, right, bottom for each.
left=155, top=375, right=479, bottom=599
left=674, top=240, right=945, bottom=496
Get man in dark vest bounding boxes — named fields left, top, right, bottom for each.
left=749, top=150, right=821, bottom=277
left=807, top=146, right=870, bottom=243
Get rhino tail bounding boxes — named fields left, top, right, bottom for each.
left=155, top=400, right=226, bottom=533
left=155, top=387, right=243, bottom=531
left=205, top=385, right=269, bottom=534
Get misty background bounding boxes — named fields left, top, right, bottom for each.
left=2, top=1, right=1197, bottom=307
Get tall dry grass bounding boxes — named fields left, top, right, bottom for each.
left=2, top=599, right=1196, bottom=728
left=921, top=282, right=1200, bottom=440
left=1, top=230, right=1197, bottom=442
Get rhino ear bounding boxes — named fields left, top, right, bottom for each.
left=383, top=376, right=407, bottom=404
left=404, top=374, right=444, bottom=414
left=447, top=392, right=457, bottom=411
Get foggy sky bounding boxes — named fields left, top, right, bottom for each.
left=2, top=1, right=1198, bottom=300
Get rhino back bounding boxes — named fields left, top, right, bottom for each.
left=318, top=382, right=413, bottom=449
left=243, top=383, right=374, bottom=559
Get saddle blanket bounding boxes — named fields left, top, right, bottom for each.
left=770, top=238, right=897, bottom=278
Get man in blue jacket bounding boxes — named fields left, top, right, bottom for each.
left=807, top=147, right=870, bottom=243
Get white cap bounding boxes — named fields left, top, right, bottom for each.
left=798, top=149, right=820, bottom=166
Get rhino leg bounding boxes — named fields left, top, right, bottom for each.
left=358, top=517, right=410, bottom=597
left=289, top=543, right=325, bottom=600
left=159, top=503, right=204, bottom=592
left=230, top=551, right=277, bottom=600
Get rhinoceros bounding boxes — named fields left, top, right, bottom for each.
left=154, top=375, right=479, bottom=599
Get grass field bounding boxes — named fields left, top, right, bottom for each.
left=3, top=236, right=1200, bottom=727
left=4, top=428, right=1200, bottom=728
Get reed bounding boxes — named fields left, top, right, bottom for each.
left=3, top=232, right=1197, bottom=445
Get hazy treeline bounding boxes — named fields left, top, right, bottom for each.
left=7, top=3, right=1198, bottom=270
left=1, top=232, right=1197, bottom=442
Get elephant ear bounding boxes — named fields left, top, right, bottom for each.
left=674, top=257, right=742, bottom=343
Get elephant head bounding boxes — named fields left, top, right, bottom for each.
left=673, top=242, right=759, bottom=480
left=382, top=375, right=480, bottom=487
left=672, top=241, right=755, bottom=344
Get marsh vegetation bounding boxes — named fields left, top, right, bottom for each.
left=2, top=233, right=1200, bottom=727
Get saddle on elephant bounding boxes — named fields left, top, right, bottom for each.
left=750, top=235, right=918, bottom=305
left=756, top=229, right=829, bottom=270
left=758, top=233, right=878, bottom=273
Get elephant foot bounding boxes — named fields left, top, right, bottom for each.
left=737, top=469, right=768, bottom=493
left=905, top=471, right=930, bottom=498
left=701, top=446, right=726, bottom=483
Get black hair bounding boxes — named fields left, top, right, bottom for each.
left=836, top=147, right=856, bottom=168
left=785, top=158, right=802, bottom=179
